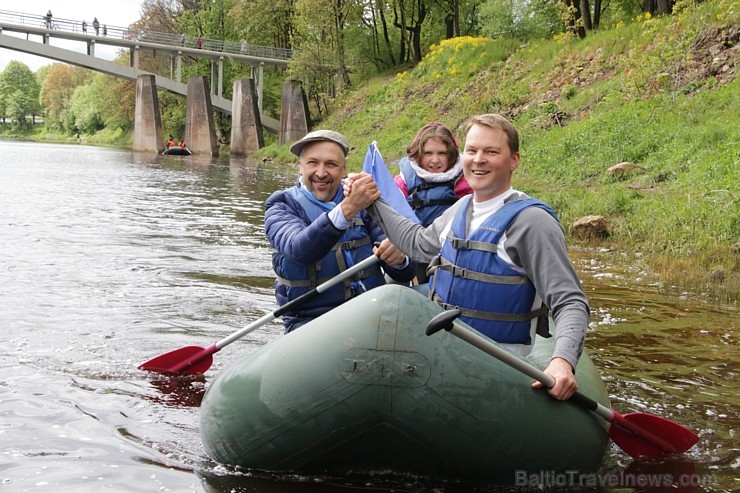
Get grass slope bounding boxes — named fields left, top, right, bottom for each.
left=318, top=0, right=738, bottom=302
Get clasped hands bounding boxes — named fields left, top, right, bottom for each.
left=341, top=172, right=379, bottom=216
left=341, top=172, right=405, bottom=267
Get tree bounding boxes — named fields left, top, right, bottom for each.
left=68, top=83, right=105, bottom=134
left=643, top=0, right=674, bottom=15
left=97, top=72, right=136, bottom=131
left=231, top=0, right=296, bottom=50
left=141, top=0, right=190, bottom=33
left=0, top=61, right=41, bottom=126
left=39, top=64, right=91, bottom=132
left=288, top=0, right=361, bottom=117
left=355, top=0, right=399, bottom=71
left=446, top=0, right=461, bottom=37
left=480, top=0, right=562, bottom=40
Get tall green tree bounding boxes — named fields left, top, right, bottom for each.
left=68, top=83, right=105, bottom=134
left=0, top=61, right=41, bottom=126
left=96, top=71, right=136, bottom=132
left=480, top=0, right=563, bottom=40
left=231, top=0, right=296, bottom=49
left=362, top=0, right=399, bottom=68
left=39, top=64, right=91, bottom=132
left=288, top=0, right=362, bottom=116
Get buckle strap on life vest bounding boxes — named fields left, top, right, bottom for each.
left=408, top=196, right=458, bottom=209
left=347, top=217, right=365, bottom=228
left=433, top=256, right=532, bottom=285
left=335, top=248, right=352, bottom=299
left=333, top=236, right=372, bottom=251
left=446, top=233, right=500, bottom=254
left=275, top=265, right=381, bottom=288
left=275, top=273, right=326, bottom=288
left=334, top=237, right=371, bottom=298
left=408, top=180, right=454, bottom=194
left=433, top=295, right=548, bottom=322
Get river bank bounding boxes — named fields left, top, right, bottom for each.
left=0, top=122, right=132, bottom=147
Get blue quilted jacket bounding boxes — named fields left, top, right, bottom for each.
left=264, top=184, right=416, bottom=328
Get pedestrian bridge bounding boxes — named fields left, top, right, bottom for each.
left=0, top=8, right=294, bottom=132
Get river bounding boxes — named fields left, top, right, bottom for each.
left=0, top=141, right=736, bottom=493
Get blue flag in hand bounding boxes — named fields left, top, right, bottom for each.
left=361, top=142, right=420, bottom=224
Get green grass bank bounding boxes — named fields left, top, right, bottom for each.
left=0, top=124, right=132, bottom=148
left=270, top=0, right=737, bottom=304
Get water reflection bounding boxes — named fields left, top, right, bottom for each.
left=148, top=374, right=207, bottom=408
left=571, top=250, right=738, bottom=493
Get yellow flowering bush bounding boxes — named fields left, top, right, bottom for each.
left=419, top=36, right=518, bottom=81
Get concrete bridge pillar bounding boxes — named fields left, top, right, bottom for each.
left=175, top=51, right=182, bottom=82
left=185, top=76, right=219, bottom=157
left=279, top=80, right=310, bottom=146
left=229, top=78, right=264, bottom=156
left=132, top=74, right=164, bottom=153
left=130, top=45, right=139, bottom=69
left=218, top=57, right=224, bottom=97
left=253, top=63, right=264, bottom=113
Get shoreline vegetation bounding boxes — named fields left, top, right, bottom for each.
left=2, top=1, right=736, bottom=304
left=0, top=126, right=131, bottom=148
left=264, top=1, right=739, bottom=305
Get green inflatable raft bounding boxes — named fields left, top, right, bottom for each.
left=199, top=284, right=610, bottom=484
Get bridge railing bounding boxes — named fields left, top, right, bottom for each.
left=0, top=9, right=292, bottom=61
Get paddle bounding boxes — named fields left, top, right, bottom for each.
left=139, top=255, right=381, bottom=375
left=425, top=309, right=699, bottom=459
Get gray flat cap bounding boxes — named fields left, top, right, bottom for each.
left=289, top=130, right=350, bottom=157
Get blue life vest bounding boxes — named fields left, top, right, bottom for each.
left=429, top=196, right=557, bottom=344
left=274, top=186, right=384, bottom=310
left=399, top=157, right=460, bottom=227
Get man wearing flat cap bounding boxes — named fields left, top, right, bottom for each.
left=264, top=130, right=416, bottom=333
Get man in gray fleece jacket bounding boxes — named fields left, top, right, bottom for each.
left=345, top=113, right=589, bottom=400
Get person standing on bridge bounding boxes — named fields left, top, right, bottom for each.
left=45, top=10, right=52, bottom=29
left=180, top=34, right=185, bottom=47
left=92, top=17, right=100, bottom=36
left=196, top=35, right=203, bottom=49
left=102, top=25, right=107, bottom=37
left=82, top=20, right=87, bottom=34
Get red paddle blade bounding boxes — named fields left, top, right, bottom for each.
left=609, top=412, right=699, bottom=459
left=138, top=345, right=214, bottom=375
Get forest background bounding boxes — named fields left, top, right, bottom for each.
left=0, top=0, right=737, bottom=303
